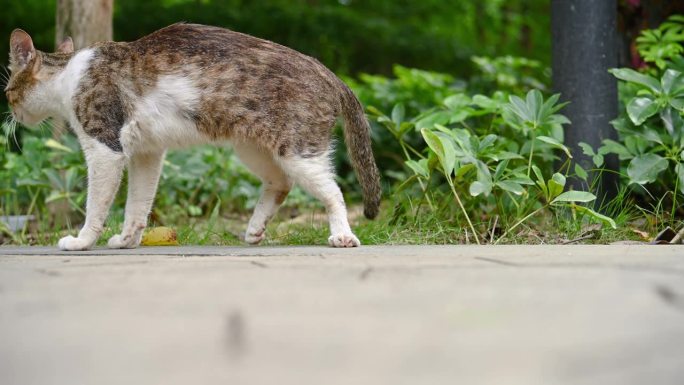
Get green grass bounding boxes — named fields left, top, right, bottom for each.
left=2, top=195, right=667, bottom=247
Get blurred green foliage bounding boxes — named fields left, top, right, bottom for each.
left=1, top=0, right=550, bottom=77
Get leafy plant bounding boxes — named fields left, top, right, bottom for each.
left=636, top=15, right=684, bottom=70
left=371, top=87, right=613, bottom=243
left=580, top=16, right=684, bottom=226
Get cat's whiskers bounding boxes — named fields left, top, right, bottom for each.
left=2, top=112, right=19, bottom=151
left=0, top=66, right=10, bottom=88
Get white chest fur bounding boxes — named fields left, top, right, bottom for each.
left=121, top=75, right=209, bottom=155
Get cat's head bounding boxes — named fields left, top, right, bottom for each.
left=5, top=29, right=74, bottom=126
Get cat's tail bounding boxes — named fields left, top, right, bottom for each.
left=339, top=84, right=381, bottom=219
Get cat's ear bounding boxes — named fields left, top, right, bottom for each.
left=10, top=29, right=36, bottom=68
left=57, top=37, right=74, bottom=54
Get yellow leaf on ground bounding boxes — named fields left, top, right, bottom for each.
left=141, top=227, right=179, bottom=246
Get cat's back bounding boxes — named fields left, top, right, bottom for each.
left=128, top=23, right=334, bottom=80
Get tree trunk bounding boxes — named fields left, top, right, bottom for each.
left=56, top=0, right=113, bottom=50
left=551, top=0, right=619, bottom=207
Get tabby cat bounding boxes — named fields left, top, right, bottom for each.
left=5, top=23, right=380, bottom=250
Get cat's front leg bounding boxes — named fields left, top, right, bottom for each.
left=58, top=139, right=125, bottom=251
left=107, top=151, right=165, bottom=249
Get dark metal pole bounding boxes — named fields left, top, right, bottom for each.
left=551, top=0, right=619, bottom=206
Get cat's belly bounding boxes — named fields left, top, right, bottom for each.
left=120, top=74, right=216, bottom=153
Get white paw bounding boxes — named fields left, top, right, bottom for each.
left=328, top=233, right=361, bottom=248
left=244, top=228, right=266, bottom=245
left=58, top=235, right=94, bottom=251
left=107, top=234, right=139, bottom=249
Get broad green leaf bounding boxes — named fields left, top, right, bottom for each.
left=627, top=97, right=659, bottom=125
left=494, top=160, right=509, bottom=181
left=496, top=180, right=524, bottom=195
left=526, top=89, right=543, bottom=122
left=455, top=163, right=475, bottom=178
left=575, top=163, right=588, bottom=181
left=469, top=180, right=492, bottom=197
left=443, top=94, right=471, bottom=110
left=472, top=94, right=499, bottom=110
left=415, top=111, right=451, bottom=130
left=573, top=205, right=617, bottom=229
left=627, top=154, right=669, bottom=184
left=551, top=191, right=597, bottom=204
left=508, top=176, right=535, bottom=185
left=671, top=97, right=684, bottom=111
left=661, top=69, right=683, bottom=94
left=480, top=134, right=498, bottom=151
left=600, top=139, right=633, bottom=160
left=421, top=128, right=456, bottom=177
left=609, top=68, right=661, bottom=92
left=552, top=173, right=566, bottom=187
left=405, top=159, right=429, bottom=178
left=548, top=173, right=566, bottom=200
left=536, top=135, right=572, bottom=158
left=489, top=151, right=524, bottom=161
left=391, top=103, right=405, bottom=126
left=676, top=163, right=684, bottom=195
left=578, top=142, right=597, bottom=156
left=448, top=110, right=472, bottom=124
left=508, top=95, right=532, bottom=121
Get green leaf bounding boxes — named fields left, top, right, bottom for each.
left=575, top=163, right=588, bottom=181
left=526, top=89, right=543, bottom=122
left=488, top=151, right=524, bottom=161
left=531, top=165, right=547, bottom=198
left=508, top=176, right=535, bottom=185
left=627, top=154, right=669, bottom=184
left=405, top=159, right=429, bottom=178
left=415, top=111, right=451, bottom=130
left=421, top=128, right=456, bottom=177
left=391, top=103, right=405, bottom=126
left=578, top=142, right=596, bottom=156
left=573, top=205, right=617, bottom=229
left=676, top=163, right=684, bottom=195
left=469, top=180, right=491, bottom=197
left=661, top=69, right=683, bottom=94
left=671, top=97, right=684, bottom=111
left=600, top=139, right=633, bottom=160
left=536, top=135, right=572, bottom=158
left=493, top=160, right=509, bottom=181
left=551, top=173, right=567, bottom=187
left=45, top=191, right=69, bottom=203
left=627, top=97, right=659, bottom=125
left=609, top=68, right=661, bottom=92
left=496, top=180, right=524, bottom=195
left=547, top=173, right=566, bottom=200
left=551, top=191, right=597, bottom=204
left=443, top=94, right=471, bottom=110
left=472, top=94, right=499, bottom=110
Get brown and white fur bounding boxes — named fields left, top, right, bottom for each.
left=5, top=23, right=381, bottom=250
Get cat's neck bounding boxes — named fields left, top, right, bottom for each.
left=42, top=49, right=95, bottom=122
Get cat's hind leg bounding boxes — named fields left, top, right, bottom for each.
left=234, top=143, right=292, bottom=245
left=58, top=139, right=125, bottom=251
left=277, top=153, right=360, bottom=247
left=107, top=151, right=165, bottom=249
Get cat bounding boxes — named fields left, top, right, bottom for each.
left=5, top=23, right=381, bottom=250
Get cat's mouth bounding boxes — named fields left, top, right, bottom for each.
left=11, top=108, right=44, bottom=127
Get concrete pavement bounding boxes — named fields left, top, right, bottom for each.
left=1, top=245, right=683, bottom=385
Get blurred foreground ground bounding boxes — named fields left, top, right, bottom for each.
left=1, top=245, right=683, bottom=385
